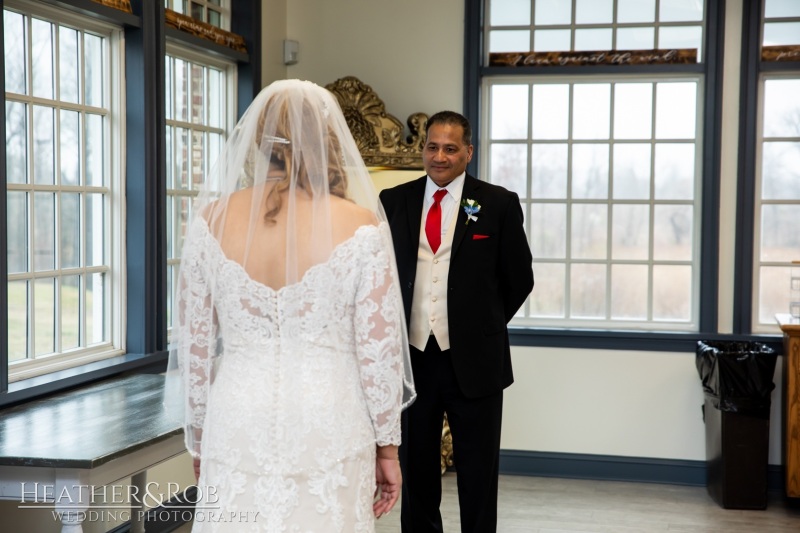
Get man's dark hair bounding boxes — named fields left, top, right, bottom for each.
left=426, top=111, right=472, bottom=146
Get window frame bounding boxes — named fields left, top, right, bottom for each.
left=0, top=0, right=260, bottom=406
left=464, top=0, right=771, bottom=352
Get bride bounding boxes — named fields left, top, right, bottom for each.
left=166, top=79, right=416, bottom=532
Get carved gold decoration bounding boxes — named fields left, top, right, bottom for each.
left=489, top=48, right=697, bottom=67
left=91, top=0, right=132, bottom=12
left=762, top=45, right=800, bottom=62
left=165, top=9, right=247, bottom=54
left=325, top=76, right=427, bottom=170
left=441, top=414, right=454, bottom=475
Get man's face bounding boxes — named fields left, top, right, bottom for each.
left=423, top=123, right=473, bottom=187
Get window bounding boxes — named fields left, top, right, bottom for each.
left=751, top=1, right=800, bottom=332
left=165, top=46, right=234, bottom=329
left=4, top=1, right=124, bottom=381
left=164, top=0, right=229, bottom=29
left=480, top=0, right=707, bottom=332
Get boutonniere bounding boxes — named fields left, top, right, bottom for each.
left=461, top=198, right=481, bottom=225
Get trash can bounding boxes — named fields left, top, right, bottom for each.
left=696, top=340, right=777, bottom=510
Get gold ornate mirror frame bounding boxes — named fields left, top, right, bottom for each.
left=325, top=76, right=427, bottom=170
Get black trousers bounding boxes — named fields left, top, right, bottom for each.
left=400, top=336, right=504, bottom=533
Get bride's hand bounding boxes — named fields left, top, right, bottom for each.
left=373, top=452, right=401, bottom=518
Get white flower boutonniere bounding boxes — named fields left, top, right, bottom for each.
left=461, top=198, right=481, bottom=225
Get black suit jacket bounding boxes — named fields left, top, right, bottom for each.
left=379, top=175, right=534, bottom=398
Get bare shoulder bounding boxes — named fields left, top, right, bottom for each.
left=331, top=196, right=379, bottom=230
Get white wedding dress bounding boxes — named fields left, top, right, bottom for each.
left=180, top=218, right=405, bottom=533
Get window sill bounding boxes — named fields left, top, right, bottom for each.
left=0, top=351, right=168, bottom=408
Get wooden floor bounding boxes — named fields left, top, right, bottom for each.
left=174, top=473, right=800, bottom=532
left=374, top=474, right=800, bottom=533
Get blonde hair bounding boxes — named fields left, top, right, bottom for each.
left=256, top=94, right=349, bottom=223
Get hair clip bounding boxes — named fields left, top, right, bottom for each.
left=264, top=135, right=290, bottom=145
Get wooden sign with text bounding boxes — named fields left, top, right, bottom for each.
left=489, top=48, right=697, bottom=68
left=762, top=45, right=800, bottom=62
left=91, top=0, right=132, bottom=13
left=165, top=9, right=247, bottom=54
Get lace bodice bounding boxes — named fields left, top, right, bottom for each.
left=175, top=218, right=406, bottom=475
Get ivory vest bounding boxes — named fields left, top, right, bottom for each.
left=408, top=209, right=458, bottom=351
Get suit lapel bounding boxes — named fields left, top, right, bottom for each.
left=405, top=176, right=426, bottom=249
left=451, top=175, right=481, bottom=257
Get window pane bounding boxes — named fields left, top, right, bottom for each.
left=761, top=205, right=800, bottom=262
left=759, top=266, right=792, bottom=323
left=574, top=28, right=612, bottom=51
left=572, top=144, right=609, bottom=199
left=5, top=11, right=27, bottom=95
left=529, top=262, right=565, bottom=316
left=491, top=0, right=531, bottom=26
left=571, top=204, right=608, bottom=259
left=532, top=144, right=568, bottom=199
left=84, top=34, right=103, bottom=107
left=613, top=83, right=653, bottom=139
left=763, top=22, right=800, bottom=46
left=617, top=0, right=655, bottom=23
left=655, top=82, right=696, bottom=139
left=491, top=143, right=527, bottom=197
left=60, top=109, right=80, bottom=185
left=86, top=113, right=104, bottom=187
left=652, top=265, right=691, bottom=321
left=62, top=275, right=81, bottom=351
left=534, top=29, right=571, bottom=52
left=33, top=106, right=55, bottom=185
left=576, top=0, right=612, bottom=24
left=570, top=263, right=607, bottom=318
left=207, top=9, right=220, bottom=27
left=7, top=191, right=29, bottom=273
left=658, top=26, right=703, bottom=61
left=6, top=101, right=28, bottom=184
left=86, top=193, right=105, bottom=266
left=35, top=278, right=56, bottom=356
left=611, top=264, right=648, bottom=319
left=86, top=272, right=105, bottom=344
left=659, top=0, right=703, bottom=22
left=175, top=127, right=190, bottom=189
left=191, top=130, right=205, bottom=190
left=653, top=205, right=693, bottom=261
left=8, top=280, right=29, bottom=361
left=59, top=26, right=80, bottom=104
left=191, top=64, right=205, bottom=124
left=612, top=204, right=649, bottom=260
left=573, top=84, right=610, bottom=139
left=763, top=79, right=800, bottom=138
left=492, top=85, right=529, bottom=139
left=177, top=196, right=192, bottom=257
left=761, top=142, right=800, bottom=200
left=535, top=0, right=571, bottom=25
left=208, top=69, right=222, bottom=128
left=31, top=18, right=54, bottom=99
left=654, top=143, right=695, bottom=200
left=532, top=84, right=569, bottom=139
left=765, top=0, right=800, bottom=18
left=490, top=30, right=531, bottom=53
left=34, top=192, right=55, bottom=271
left=616, top=27, right=655, bottom=50
left=613, top=144, right=651, bottom=199
left=532, top=203, right=567, bottom=258
left=61, top=193, right=81, bottom=269
left=175, top=58, right=190, bottom=122
left=165, top=57, right=174, bottom=120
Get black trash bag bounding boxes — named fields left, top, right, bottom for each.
left=696, top=340, right=777, bottom=419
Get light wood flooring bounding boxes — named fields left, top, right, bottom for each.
left=173, top=473, right=800, bottom=532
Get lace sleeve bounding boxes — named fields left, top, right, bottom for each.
left=171, top=220, right=220, bottom=459
left=354, top=228, right=408, bottom=447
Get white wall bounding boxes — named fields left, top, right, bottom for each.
left=282, top=0, right=786, bottom=467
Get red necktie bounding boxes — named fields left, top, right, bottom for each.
left=425, top=189, right=448, bottom=253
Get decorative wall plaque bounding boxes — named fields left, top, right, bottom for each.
left=762, top=45, right=800, bottom=62
left=325, top=76, right=427, bottom=170
left=165, top=9, right=247, bottom=54
left=489, top=48, right=697, bottom=68
left=91, top=0, right=132, bottom=13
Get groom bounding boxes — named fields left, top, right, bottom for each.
left=379, top=111, right=533, bottom=533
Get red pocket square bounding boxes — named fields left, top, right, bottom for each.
left=472, top=234, right=490, bottom=240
